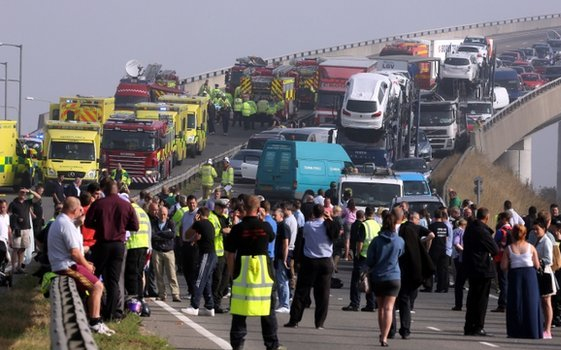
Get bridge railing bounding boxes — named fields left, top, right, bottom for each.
left=181, top=13, right=561, bottom=86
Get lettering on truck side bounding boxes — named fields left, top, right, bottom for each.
left=303, top=165, right=322, bottom=171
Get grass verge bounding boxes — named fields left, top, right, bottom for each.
left=0, top=271, right=171, bottom=350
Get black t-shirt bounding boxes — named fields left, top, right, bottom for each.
left=192, top=219, right=216, bottom=254
left=9, top=199, right=33, bottom=230
left=428, top=221, right=448, bottom=255
left=52, top=181, right=65, bottom=203
left=274, top=221, right=291, bottom=262
left=225, top=216, right=274, bottom=277
left=32, top=200, right=44, bottom=226
left=350, top=220, right=363, bottom=253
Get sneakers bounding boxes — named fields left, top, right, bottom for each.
left=90, top=322, right=116, bottom=336
left=275, top=307, right=290, bottom=313
left=172, top=295, right=182, bottom=302
left=490, top=306, right=505, bottom=313
left=543, top=331, right=552, bottom=339
left=181, top=307, right=199, bottom=316
left=199, top=307, right=215, bottom=317
left=342, top=305, right=359, bottom=311
left=361, top=306, right=376, bottom=312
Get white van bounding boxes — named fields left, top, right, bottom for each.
left=492, top=87, right=509, bottom=110
left=279, top=127, right=337, bottom=143
left=341, top=73, right=392, bottom=130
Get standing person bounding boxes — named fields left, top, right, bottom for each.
left=48, top=197, right=115, bottom=336
left=151, top=206, right=181, bottom=302
left=273, top=208, right=291, bottom=313
left=504, top=200, right=525, bottom=227
left=124, top=201, right=152, bottom=301
left=9, top=187, right=41, bottom=273
left=207, top=101, right=216, bottom=135
left=342, top=207, right=379, bottom=312
left=342, top=199, right=358, bottom=261
left=210, top=201, right=231, bottom=314
left=324, top=181, right=338, bottom=205
left=423, top=210, right=449, bottom=293
left=532, top=217, right=557, bottom=339
left=79, top=192, right=96, bottom=257
left=64, top=177, right=82, bottom=198
left=206, top=188, right=222, bottom=211
left=524, top=206, right=538, bottom=232
left=110, top=163, right=131, bottom=187
left=462, top=207, right=498, bottom=336
left=200, top=159, right=218, bottom=200
left=221, top=97, right=231, bottom=136
left=331, top=206, right=345, bottom=273
left=285, top=204, right=339, bottom=329
left=233, top=95, right=243, bottom=127
left=31, top=184, right=45, bottom=247
left=180, top=195, right=199, bottom=297
left=452, top=219, right=468, bottom=311
left=500, top=224, right=542, bottom=339
left=367, top=212, right=405, bottom=347
left=224, top=195, right=283, bottom=350
left=221, top=157, right=234, bottom=198
left=0, top=200, right=11, bottom=271
left=491, top=211, right=512, bottom=313
left=182, top=207, right=218, bottom=317
left=392, top=211, right=434, bottom=339
left=52, top=174, right=66, bottom=205
left=84, top=179, right=139, bottom=321
left=448, top=189, right=461, bottom=209
left=283, top=202, right=298, bottom=292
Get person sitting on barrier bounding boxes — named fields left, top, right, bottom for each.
left=47, top=197, right=115, bottom=336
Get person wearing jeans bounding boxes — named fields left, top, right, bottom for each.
left=151, top=207, right=181, bottom=302
left=273, top=208, right=291, bottom=313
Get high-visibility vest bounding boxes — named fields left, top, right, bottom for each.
left=126, top=203, right=151, bottom=249
left=233, top=98, right=243, bottom=112
left=256, top=100, right=269, bottom=114
left=111, top=168, right=131, bottom=186
left=208, top=211, right=224, bottom=257
left=234, top=86, right=241, bottom=99
left=266, top=103, right=277, bottom=116
left=230, top=255, right=274, bottom=316
left=200, top=164, right=216, bottom=187
left=172, top=206, right=189, bottom=236
left=242, top=101, right=252, bottom=117
left=360, top=219, right=380, bottom=258
left=221, top=166, right=234, bottom=186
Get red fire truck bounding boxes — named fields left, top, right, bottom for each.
left=101, top=114, right=175, bottom=185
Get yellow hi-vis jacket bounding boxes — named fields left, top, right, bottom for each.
left=242, top=101, right=253, bottom=117
left=208, top=211, right=225, bottom=257
left=360, top=219, right=380, bottom=258
left=230, top=255, right=274, bottom=316
left=200, top=164, right=217, bottom=187
left=221, top=166, right=234, bottom=186
left=126, top=203, right=152, bottom=250
left=233, top=97, right=243, bottom=112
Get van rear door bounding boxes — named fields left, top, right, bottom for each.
left=256, top=142, right=295, bottom=199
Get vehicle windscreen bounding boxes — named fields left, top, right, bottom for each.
left=49, top=141, right=95, bottom=161
left=405, top=201, right=444, bottom=215
left=419, top=109, right=455, bottom=126
left=115, top=95, right=150, bottom=109
left=464, top=37, right=486, bottom=45
left=444, top=57, right=470, bottom=66
left=522, top=74, right=540, bottom=81
left=531, top=59, right=549, bottom=67
left=545, top=66, right=561, bottom=75
left=458, top=47, right=479, bottom=53
left=102, top=130, right=157, bottom=151
left=282, top=132, right=310, bottom=141
left=494, top=77, right=522, bottom=92
left=247, top=138, right=268, bottom=150
left=465, top=103, right=492, bottom=114
left=403, top=181, right=431, bottom=196
left=346, top=99, right=377, bottom=113
left=393, top=159, right=428, bottom=172
left=317, top=92, right=343, bottom=109
left=341, top=182, right=401, bottom=207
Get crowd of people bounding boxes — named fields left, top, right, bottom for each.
left=1, top=171, right=561, bottom=347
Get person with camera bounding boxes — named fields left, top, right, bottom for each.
left=8, top=187, right=41, bottom=273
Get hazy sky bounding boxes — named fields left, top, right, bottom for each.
left=1, top=0, right=561, bottom=187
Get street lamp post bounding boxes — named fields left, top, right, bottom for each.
left=0, top=62, right=6, bottom=120
left=0, top=43, right=23, bottom=134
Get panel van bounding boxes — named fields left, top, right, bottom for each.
left=255, top=141, right=353, bottom=200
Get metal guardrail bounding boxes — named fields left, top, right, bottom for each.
left=481, top=76, right=561, bottom=132
left=51, top=276, right=98, bottom=350
left=181, top=13, right=561, bottom=85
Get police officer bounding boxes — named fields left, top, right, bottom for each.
left=200, top=159, right=217, bottom=200
left=220, top=157, right=234, bottom=198
left=242, top=98, right=253, bottom=130
left=225, top=195, right=284, bottom=350
left=125, top=201, right=152, bottom=300
left=233, top=95, right=243, bottom=127
left=256, top=99, right=269, bottom=127
left=220, top=97, right=232, bottom=136
left=111, top=163, right=131, bottom=187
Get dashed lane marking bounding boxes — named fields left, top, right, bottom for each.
left=154, top=300, right=232, bottom=350
left=426, top=326, right=441, bottom=332
left=480, top=341, right=499, bottom=348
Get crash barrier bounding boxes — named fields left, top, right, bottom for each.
left=51, top=276, right=98, bottom=350
left=475, top=76, right=561, bottom=162
left=181, top=13, right=561, bottom=92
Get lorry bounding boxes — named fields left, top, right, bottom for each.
left=418, top=99, right=467, bottom=153
left=135, top=102, right=190, bottom=164
left=337, top=169, right=403, bottom=211
left=42, top=121, right=101, bottom=192
left=159, top=94, right=209, bottom=157
left=114, top=61, right=183, bottom=112
left=315, top=57, right=377, bottom=125
left=101, top=115, right=175, bottom=185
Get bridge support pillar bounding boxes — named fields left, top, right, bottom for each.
left=495, top=136, right=532, bottom=186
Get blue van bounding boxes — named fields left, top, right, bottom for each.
left=494, top=68, right=526, bottom=102
left=255, top=140, right=353, bottom=200
left=396, top=172, right=431, bottom=196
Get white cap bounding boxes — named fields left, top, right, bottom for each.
left=207, top=158, right=213, bottom=165
left=224, top=157, right=230, bottom=163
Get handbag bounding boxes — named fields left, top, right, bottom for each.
left=359, top=270, right=370, bottom=294
left=537, top=268, right=554, bottom=295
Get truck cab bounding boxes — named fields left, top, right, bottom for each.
left=337, top=169, right=403, bottom=211
left=418, top=100, right=463, bottom=153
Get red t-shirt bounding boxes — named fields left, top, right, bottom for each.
left=81, top=205, right=96, bottom=247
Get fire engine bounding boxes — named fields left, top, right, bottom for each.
left=225, top=56, right=270, bottom=94
left=239, top=74, right=295, bottom=119
left=101, top=115, right=175, bottom=184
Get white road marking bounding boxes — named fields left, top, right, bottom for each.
left=480, top=341, right=499, bottom=348
left=427, top=326, right=441, bottom=332
left=154, top=300, right=232, bottom=350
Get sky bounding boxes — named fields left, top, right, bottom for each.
left=1, top=0, right=561, bottom=188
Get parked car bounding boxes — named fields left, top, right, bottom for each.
left=494, top=67, right=526, bottom=102
left=407, top=129, right=433, bottom=161
left=530, top=58, right=551, bottom=74
left=511, top=62, right=534, bottom=72
left=391, top=195, right=446, bottom=215
left=441, top=54, right=479, bottom=82
left=391, top=157, right=431, bottom=179
left=519, top=48, right=537, bottom=60
left=520, top=73, right=547, bottom=89
left=532, top=43, right=554, bottom=59
left=457, top=44, right=485, bottom=65
left=510, top=66, right=525, bottom=75
left=246, top=132, right=285, bottom=150
left=279, top=127, right=337, bottom=143
left=230, top=149, right=262, bottom=179
left=542, top=65, right=561, bottom=82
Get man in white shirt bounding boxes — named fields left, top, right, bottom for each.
left=504, top=200, right=525, bottom=227
left=48, top=197, right=114, bottom=336
left=181, top=195, right=199, bottom=296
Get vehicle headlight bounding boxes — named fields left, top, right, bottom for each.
left=46, top=168, right=57, bottom=177
left=187, top=136, right=195, bottom=143
left=86, top=170, right=97, bottom=179
left=145, top=170, right=159, bottom=176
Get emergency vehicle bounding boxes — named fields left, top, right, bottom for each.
left=134, top=102, right=189, bottom=164
left=225, top=56, right=269, bottom=94
left=57, top=96, right=115, bottom=124
left=42, top=121, right=101, bottom=192
left=239, top=75, right=296, bottom=120
left=159, top=94, right=208, bottom=157
left=379, top=40, right=438, bottom=89
left=292, top=58, right=320, bottom=109
left=101, top=115, right=175, bottom=184
left=0, top=121, right=18, bottom=188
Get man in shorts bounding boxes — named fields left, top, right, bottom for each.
left=48, top=197, right=115, bottom=336
left=9, top=187, right=41, bottom=273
